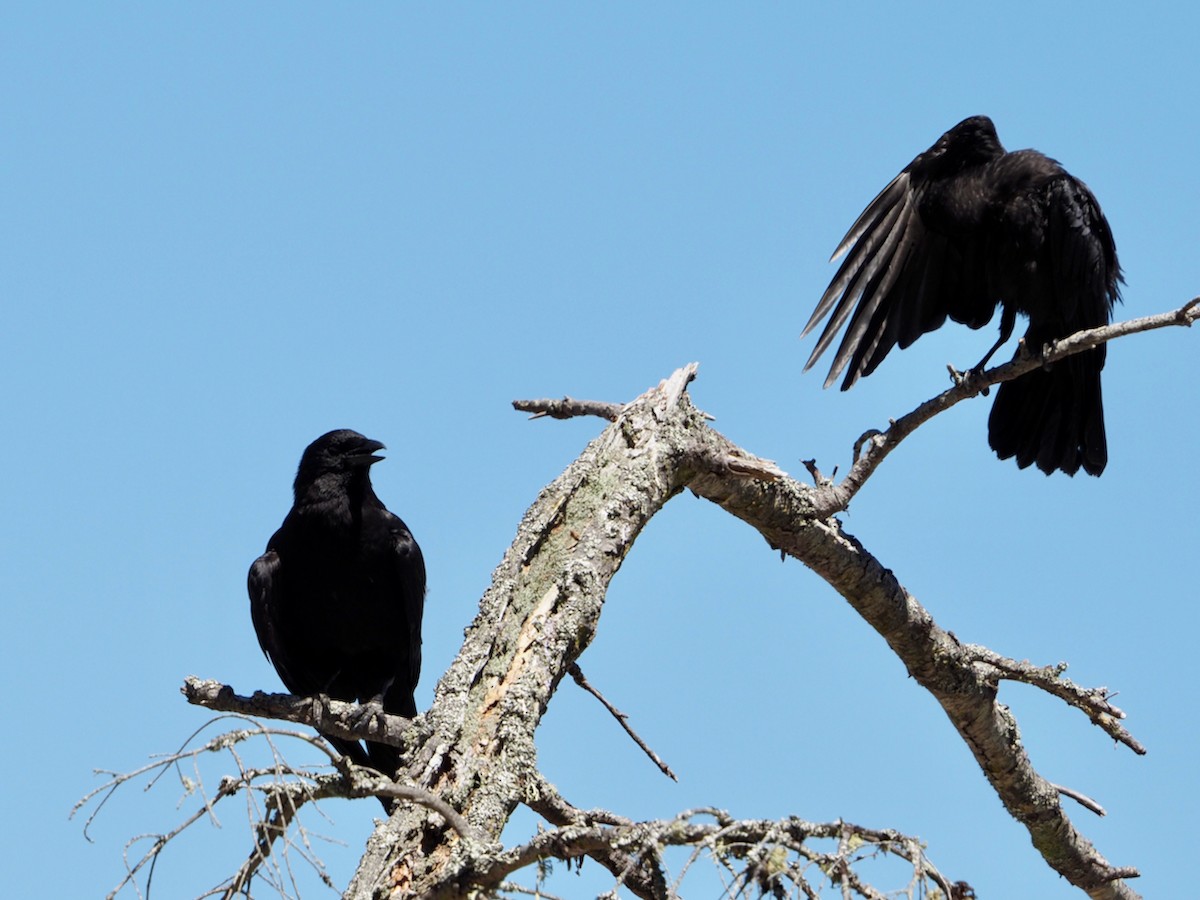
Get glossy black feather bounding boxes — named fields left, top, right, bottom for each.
left=803, top=116, right=1122, bottom=476
left=248, top=429, right=425, bottom=796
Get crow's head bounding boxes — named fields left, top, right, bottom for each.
left=914, top=114, right=1004, bottom=179
left=294, top=429, right=386, bottom=496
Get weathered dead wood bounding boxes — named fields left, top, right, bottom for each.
left=330, top=352, right=1144, bottom=898
left=176, top=301, right=1200, bottom=897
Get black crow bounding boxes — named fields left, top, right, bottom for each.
left=249, top=429, right=425, bottom=790
left=803, top=115, right=1122, bottom=476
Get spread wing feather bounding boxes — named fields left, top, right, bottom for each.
left=801, top=171, right=911, bottom=382
left=804, top=169, right=968, bottom=390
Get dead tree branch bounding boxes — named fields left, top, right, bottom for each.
left=958, top=646, right=1144, bottom=754
left=74, top=719, right=351, bottom=900
left=222, top=777, right=323, bottom=900
left=161, top=304, right=1190, bottom=897
left=347, top=352, right=1145, bottom=897
left=521, top=775, right=670, bottom=900
left=512, top=395, right=625, bottom=421
left=498, top=346, right=1158, bottom=899
left=567, top=663, right=678, bottom=781
left=810, top=298, right=1200, bottom=516
left=1052, top=783, right=1108, bottom=818
left=683, top=407, right=1143, bottom=899
left=343, top=365, right=711, bottom=899
left=182, top=676, right=417, bottom=751
left=469, top=809, right=956, bottom=900
left=181, top=679, right=484, bottom=839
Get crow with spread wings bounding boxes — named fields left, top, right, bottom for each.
left=803, top=115, right=1122, bottom=476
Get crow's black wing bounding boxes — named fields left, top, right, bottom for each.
left=249, top=539, right=378, bottom=768
left=356, top=506, right=425, bottom=777
left=361, top=506, right=425, bottom=717
left=802, top=168, right=991, bottom=391
left=1043, top=175, right=1121, bottom=329
left=987, top=172, right=1121, bottom=476
left=392, top=513, right=426, bottom=708
left=248, top=546, right=295, bottom=690
left=802, top=170, right=913, bottom=384
left=804, top=116, right=1012, bottom=391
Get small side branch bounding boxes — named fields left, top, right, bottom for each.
left=1052, top=783, right=1107, bottom=818
left=568, top=663, right=677, bottom=781
left=371, top=780, right=483, bottom=843
left=513, top=396, right=625, bottom=421
left=961, top=646, right=1146, bottom=755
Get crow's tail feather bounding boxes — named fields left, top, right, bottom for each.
left=988, top=342, right=1107, bottom=477
left=322, top=733, right=396, bottom=813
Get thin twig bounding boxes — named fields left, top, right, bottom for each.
left=78, top=716, right=479, bottom=900
left=1051, top=783, right=1107, bottom=817
left=493, top=882, right=570, bottom=900
left=568, top=663, right=677, bottom=781
left=223, top=779, right=314, bottom=898
left=78, top=722, right=340, bottom=900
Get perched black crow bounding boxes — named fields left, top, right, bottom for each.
left=248, top=429, right=425, bottom=788
left=803, top=115, right=1122, bottom=476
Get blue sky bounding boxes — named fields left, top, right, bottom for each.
left=3, top=5, right=1196, bottom=898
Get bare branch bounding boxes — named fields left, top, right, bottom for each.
left=75, top=720, right=350, bottom=900
left=346, top=370, right=705, bottom=897
left=222, top=778, right=317, bottom=899
left=800, top=458, right=834, bottom=487
left=522, top=777, right=669, bottom=900
left=960, top=645, right=1146, bottom=755
left=465, top=808, right=957, bottom=899
left=493, top=882, right=570, bottom=900
left=179, top=689, right=481, bottom=840
left=513, top=396, right=625, bottom=421
left=568, top=663, right=678, bottom=781
left=182, top=676, right=417, bottom=751
left=812, top=297, right=1200, bottom=516
left=686, top=427, right=1143, bottom=897
left=1052, top=783, right=1107, bottom=818
left=372, top=781, right=483, bottom=843
left=350, top=354, right=1161, bottom=896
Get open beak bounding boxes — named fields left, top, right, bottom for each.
left=350, top=439, right=386, bottom=466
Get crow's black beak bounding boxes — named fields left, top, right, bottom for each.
left=350, top=439, right=386, bottom=467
